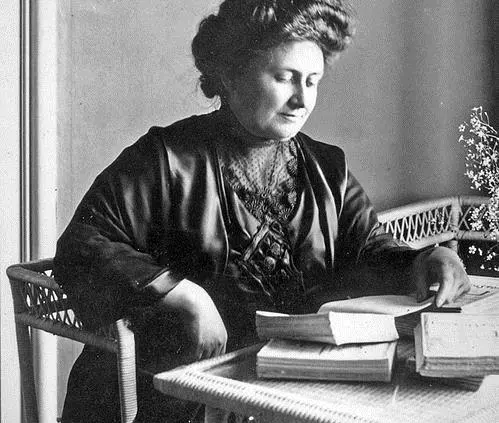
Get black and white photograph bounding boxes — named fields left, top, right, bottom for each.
left=1, top=1, right=498, bottom=422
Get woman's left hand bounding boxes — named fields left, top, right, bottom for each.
left=412, top=246, right=471, bottom=307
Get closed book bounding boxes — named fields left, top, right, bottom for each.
left=405, top=355, right=484, bottom=391
left=256, top=310, right=399, bottom=345
left=415, top=313, right=499, bottom=377
left=256, top=338, right=397, bottom=382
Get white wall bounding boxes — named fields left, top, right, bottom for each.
left=57, top=0, right=497, bottom=231
left=306, top=0, right=497, bottom=208
left=57, top=0, right=222, bottom=230
left=0, top=2, right=22, bottom=422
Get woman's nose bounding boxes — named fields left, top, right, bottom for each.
left=289, top=84, right=305, bottom=108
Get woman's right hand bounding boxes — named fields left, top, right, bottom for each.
left=159, top=279, right=228, bottom=361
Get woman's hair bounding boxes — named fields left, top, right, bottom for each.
left=192, top=0, right=355, bottom=99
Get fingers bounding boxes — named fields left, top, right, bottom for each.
left=453, top=278, right=471, bottom=299
left=220, top=342, right=226, bottom=355
left=188, top=332, right=227, bottom=361
left=414, top=247, right=471, bottom=307
left=433, top=262, right=470, bottom=307
left=193, top=341, right=226, bottom=361
left=434, top=272, right=453, bottom=307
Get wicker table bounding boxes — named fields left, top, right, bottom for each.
left=153, top=340, right=499, bottom=423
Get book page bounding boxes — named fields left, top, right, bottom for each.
left=257, top=338, right=395, bottom=361
left=444, top=275, right=499, bottom=313
left=318, top=295, right=434, bottom=317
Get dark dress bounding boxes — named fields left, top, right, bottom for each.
left=55, top=109, right=417, bottom=422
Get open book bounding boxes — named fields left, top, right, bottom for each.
left=317, top=294, right=434, bottom=316
left=256, top=310, right=398, bottom=345
left=414, top=313, right=499, bottom=377
left=317, top=275, right=499, bottom=314
left=257, top=338, right=397, bottom=382
left=443, top=275, right=499, bottom=314
left=257, top=274, right=499, bottom=346
left=316, top=275, right=499, bottom=337
left=317, top=275, right=499, bottom=315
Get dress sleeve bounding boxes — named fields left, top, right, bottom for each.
left=54, top=132, right=183, bottom=328
left=335, top=170, right=423, bottom=295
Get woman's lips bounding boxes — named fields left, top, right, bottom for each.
left=281, top=113, right=305, bottom=121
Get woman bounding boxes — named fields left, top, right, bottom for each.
left=55, top=0, right=469, bottom=421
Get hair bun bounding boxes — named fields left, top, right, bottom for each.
left=192, top=14, right=227, bottom=98
left=192, top=0, right=355, bottom=99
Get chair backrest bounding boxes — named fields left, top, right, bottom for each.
left=378, top=195, right=491, bottom=250
left=7, top=259, right=137, bottom=423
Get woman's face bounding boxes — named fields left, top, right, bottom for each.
left=225, top=40, right=325, bottom=141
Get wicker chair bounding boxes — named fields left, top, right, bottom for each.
left=7, top=259, right=138, bottom=423
left=377, top=195, right=492, bottom=252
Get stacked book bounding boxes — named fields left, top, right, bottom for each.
left=255, top=274, right=499, bottom=384
left=414, top=313, right=499, bottom=378
left=411, top=276, right=499, bottom=385
left=256, top=276, right=499, bottom=388
left=257, top=338, right=398, bottom=382
left=255, top=310, right=399, bottom=382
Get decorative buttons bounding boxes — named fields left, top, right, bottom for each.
left=269, top=242, right=281, bottom=257
left=280, top=269, right=289, bottom=280
left=263, top=256, right=276, bottom=272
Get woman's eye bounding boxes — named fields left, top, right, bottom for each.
left=275, top=73, right=293, bottom=82
left=307, top=77, right=321, bottom=87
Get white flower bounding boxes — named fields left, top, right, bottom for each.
left=476, top=129, right=486, bottom=138
left=471, top=221, right=483, bottom=231
left=460, top=106, right=499, bottom=272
